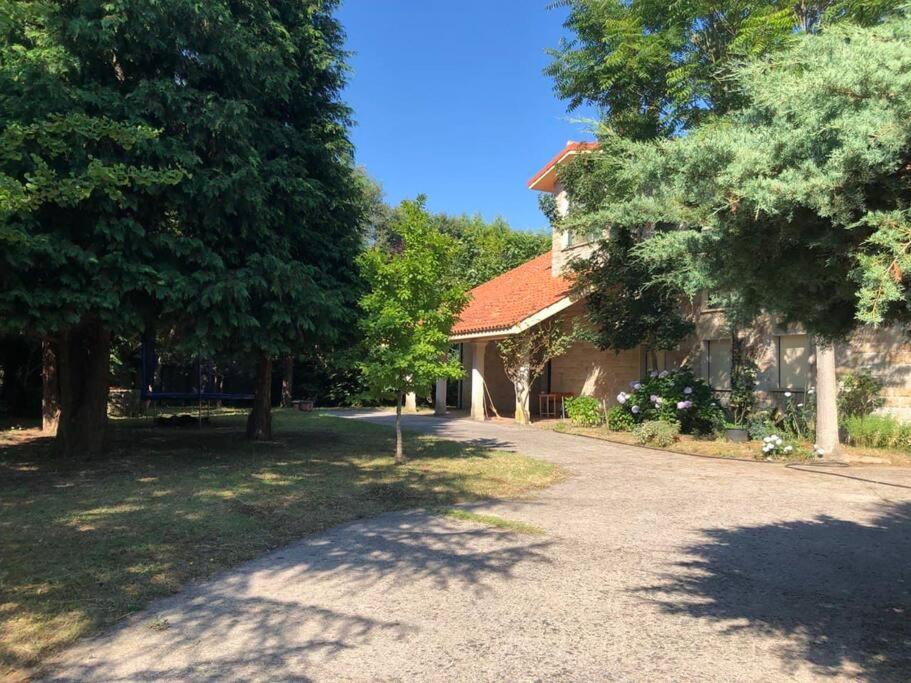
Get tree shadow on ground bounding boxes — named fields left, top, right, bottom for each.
left=44, top=509, right=552, bottom=681
left=637, top=501, right=911, bottom=681
left=0, top=413, right=552, bottom=676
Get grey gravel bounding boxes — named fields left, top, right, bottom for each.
left=45, top=411, right=911, bottom=682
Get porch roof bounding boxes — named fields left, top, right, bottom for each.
left=451, top=253, right=574, bottom=340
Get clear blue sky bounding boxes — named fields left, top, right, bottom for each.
left=337, top=1, right=596, bottom=232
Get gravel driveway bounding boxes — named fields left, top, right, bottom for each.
left=46, top=411, right=911, bottom=681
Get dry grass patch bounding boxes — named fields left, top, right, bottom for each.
left=0, top=411, right=561, bottom=679
left=547, top=422, right=911, bottom=465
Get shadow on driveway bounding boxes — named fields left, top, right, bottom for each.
left=46, top=510, right=553, bottom=681
left=637, top=501, right=911, bottom=681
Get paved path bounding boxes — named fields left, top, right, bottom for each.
left=47, top=411, right=911, bottom=681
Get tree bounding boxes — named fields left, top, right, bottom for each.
left=564, top=14, right=911, bottom=454
left=0, top=1, right=362, bottom=449
left=0, top=3, right=185, bottom=456
left=497, top=322, right=578, bottom=425
left=358, top=198, right=467, bottom=462
left=434, top=213, right=551, bottom=289
left=547, top=0, right=903, bottom=140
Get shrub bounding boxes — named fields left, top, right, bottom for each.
left=606, top=405, right=635, bottom=432
left=838, top=371, right=885, bottom=418
left=616, top=367, right=725, bottom=435
left=844, top=414, right=911, bottom=450
left=633, top=420, right=680, bottom=447
left=759, top=433, right=796, bottom=458
left=564, top=395, right=604, bottom=427
left=778, top=392, right=814, bottom=440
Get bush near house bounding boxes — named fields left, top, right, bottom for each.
left=839, top=371, right=886, bottom=419
left=633, top=420, right=680, bottom=447
left=564, top=396, right=604, bottom=427
left=844, top=414, right=911, bottom=451
left=616, top=368, right=724, bottom=435
left=605, top=405, right=635, bottom=432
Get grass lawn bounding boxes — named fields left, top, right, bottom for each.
left=0, top=410, right=560, bottom=679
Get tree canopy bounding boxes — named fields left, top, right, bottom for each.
left=0, top=0, right=362, bottom=451
left=358, top=198, right=467, bottom=460
left=547, top=0, right=904, bottom=139
left=563, top=14, right=911, bottom=338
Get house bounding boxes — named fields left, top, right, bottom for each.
left=436, top=141, right=911, bottom=423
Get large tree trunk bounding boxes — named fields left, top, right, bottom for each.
left=815, top=341, right=841, bottom=458
left=55, top=320, right=111, bottom=458
left=246, top=353, right=273, bottom=441
left=404, top=391, right=417, bottom=413
left=42, top=339, right=60, bottom=434
left=394, top=391, right=405, bottom=463
left=280, top=354, right=294, bottom=408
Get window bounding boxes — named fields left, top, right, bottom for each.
left=777, top=334, right=809, bottom=389
left=705, top=339, right=731, bottom=390
left=564, top=227, right=603, bottom=249
left=646, top=350, right=674, bottom=373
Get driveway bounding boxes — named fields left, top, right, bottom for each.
left=47, top=411, right=911, bottom=681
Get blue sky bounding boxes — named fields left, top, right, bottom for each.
left=337, top=1, right=596, bottom=232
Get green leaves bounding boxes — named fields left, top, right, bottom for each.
left=563, top=12, right=911, bottom=337
left=358, top=198, right=468, bottom=398
left=0, top=0, right=362, bottom=358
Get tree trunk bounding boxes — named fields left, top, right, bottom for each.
left=395, top=391, right=405, bottom=463
left=404, top=391, right=418, bottom=413
left=42, top=339, right=60, bottom=434
left=280, top=354, right=294, bottom=408
left=246, top=353, right=273, bottom=441
left=513, top=349, right=532, bottom=425
left=55, top=320, right=111, bottom=458
left=815, top=341, right=841, bottom=458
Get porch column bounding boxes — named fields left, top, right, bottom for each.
left=434, top=379, right=447, bottom=416
left=514, top=349, right=532, bottom=425
left=470, top=341, right=487, bottom=421
left=404, top=391, right=418, bottom=413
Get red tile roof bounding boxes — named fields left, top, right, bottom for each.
left=452, top=252, right=573, bottom=337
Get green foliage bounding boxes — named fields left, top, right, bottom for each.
left=435, top=214, right=550, bottom=289
left=605, top=405, right=635, bottom=432
left=633, top=420, right=680, bottom=447
left=564, top=396, right=604, bottom=427
left=759, top=433, right=797, bottom=459
left=368, top=192, right=550, bottom=290
left=844, top=414, right=911, bottom=450
left=838, top=371, right=886, bottom=418
left=729, top=337, right=759, bottom=427
left=358, top=198, right=468, bottom=400
left=570, top=225, right=694, bottom=354
left=547, top=0, right=902, bottom=140
left=564, top=14, right=911, bottom=339
left=618, top=368, right=724, bottom=435
left=1, top=0, right=362, bottom=357
left=770, top=392, right=814, bottom=440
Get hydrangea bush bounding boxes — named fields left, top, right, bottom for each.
left=615, top=367, right=724, bottom=435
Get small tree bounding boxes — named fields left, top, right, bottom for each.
left=358, top=198, right=467, bottom=462
left=497, top=321, right=578, bottom=425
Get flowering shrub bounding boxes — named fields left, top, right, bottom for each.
left=838, top=370, right=884, bottom=418
left=616, top=367, right=724, bottom=435
left=760, top=434, right=795, bottom=458
left=778, top=391, right=814, bottom=440
left=565, top=396, right=604, bottom=427
left=606, top=405, right=636, bottom=432
left=633, top=420, right=680, bottom=447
